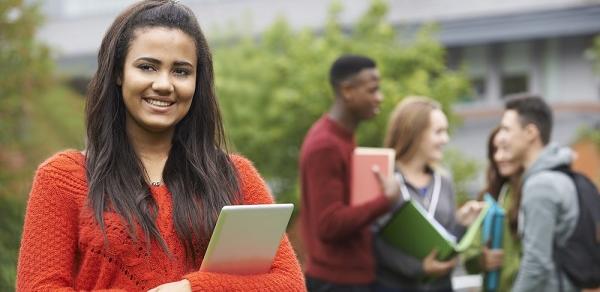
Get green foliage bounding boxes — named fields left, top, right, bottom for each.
left=214, top=0, right=471, bottom=203
left=0, top=0, right=60, bottom=199
left=0, top=1, right=84, bottom=290
left=576, top=126, right=600, bottom=149
left=443, top=148, right=481, bottom=205
left=0, top=85, right=85, bottom=291
left=0, top=196, right=25, bottom=292
left=0, top=0, right=53, bottom=146
left=0, top=5, right=43, bottom=287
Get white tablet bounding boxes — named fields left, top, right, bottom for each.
left=199, top=203, right=294, bottom=275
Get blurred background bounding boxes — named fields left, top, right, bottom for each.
left=2, top=0, right=600, bottom=290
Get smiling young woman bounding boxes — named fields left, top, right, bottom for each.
left=371, top=96, right=484, bottom=292
left=15, top=1, right=305, bottom=291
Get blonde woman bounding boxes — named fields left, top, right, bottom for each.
left=372, top=96, right=483, bottom=292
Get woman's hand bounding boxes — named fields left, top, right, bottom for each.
left=147, top=279, right=191, bottom=292
left=422, top=250, right=458, bottom=277
left=456, top=200, right=485, bottom=226
left=481, top=246, right=504, bottom=271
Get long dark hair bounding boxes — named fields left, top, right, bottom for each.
left=85, top=0, right=240, bottom=266
left=479, top=126, right=522, bottom=235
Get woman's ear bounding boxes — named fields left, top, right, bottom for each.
left=116, top=76, right=122, bottom=86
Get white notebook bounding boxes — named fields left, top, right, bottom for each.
left=199, top=203, right=294, bottom=275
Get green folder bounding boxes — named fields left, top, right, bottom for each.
left=380, top=200, right=489, bottom=261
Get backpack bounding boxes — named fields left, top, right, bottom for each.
left=552, top=165, right=600, bottom=289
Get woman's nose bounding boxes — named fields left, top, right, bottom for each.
left=152, top=72, right=174, bottom=93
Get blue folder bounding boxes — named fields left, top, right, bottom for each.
left=482, top=194, right=505, bottom=292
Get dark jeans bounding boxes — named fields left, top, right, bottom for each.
left=306, top=276, right=373, bottom=292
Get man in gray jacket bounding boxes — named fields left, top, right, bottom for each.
left=496, top=94, right=579, bottom=292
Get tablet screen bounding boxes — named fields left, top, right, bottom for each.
left=199, top=203, right=294, bottom=275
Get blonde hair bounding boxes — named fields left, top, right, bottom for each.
left=384, top=96, right=442, bottom=162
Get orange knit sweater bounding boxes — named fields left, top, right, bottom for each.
left=16, top=150, right=306, bottom=291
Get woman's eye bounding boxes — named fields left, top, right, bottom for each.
left=138, top=64, right=156, bottom=71
left=173, top=68, right=191, bottom=76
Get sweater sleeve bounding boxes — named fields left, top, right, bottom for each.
left=182, top=155, right=306, bottom=291
left=16, top=163, right=125, bottom=292
left=303, top=145, right=391, bottom=242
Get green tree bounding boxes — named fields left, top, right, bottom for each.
left=0, top=1, right=51, bottom=290
left=0, top=1, right=86, bottom=290
left=0, top=1, right=52, bottom=289
left=0, top=0, right=53, bottom=148
left=0, top=196, right=25, bottom=290
left=214, top=0, right=472, bottom=205
left=443, top=149, right=481, bottom=205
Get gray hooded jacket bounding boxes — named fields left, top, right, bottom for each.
left=512, top=143, right=580, bottom=292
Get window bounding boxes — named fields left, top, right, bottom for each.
left=471, top=77, right=486, bottom=100
left=501, top=74, right=528, bottom=96
left=458, top=77, right=486, bottom=102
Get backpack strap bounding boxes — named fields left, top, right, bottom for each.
left=554, top=240, right=565, bottom=292
left=550, top=164, right=574, bottom=292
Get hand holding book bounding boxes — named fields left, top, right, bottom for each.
left=350, top=147, right=395, bottom=205
left=481, top=246, right=504, bottom=271
left=422, top=249, right=458, bottom=278
left=372, top=165, right=401, bottom=203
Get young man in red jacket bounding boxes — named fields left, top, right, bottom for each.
left=299, top=54, right=399, bottom=291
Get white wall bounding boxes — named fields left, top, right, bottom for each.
left=556, top=36, right=598, bottom=101
left=387, top=0, right=595, bottom=22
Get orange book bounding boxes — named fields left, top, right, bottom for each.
left=350, top=147, right=396, bottom=206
